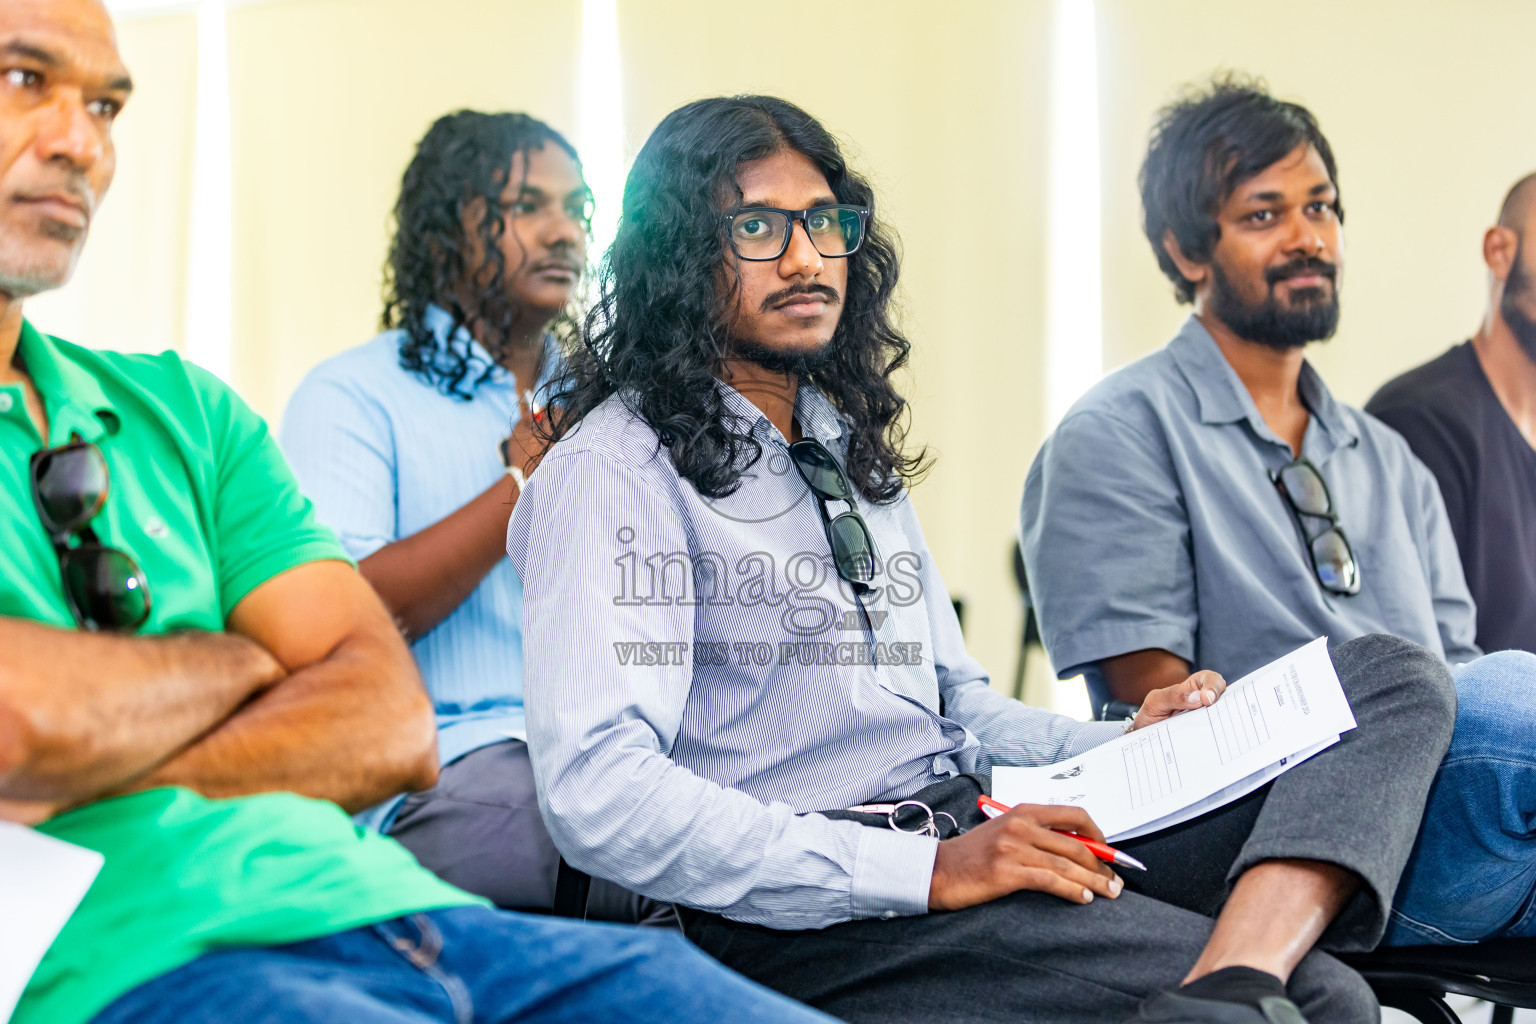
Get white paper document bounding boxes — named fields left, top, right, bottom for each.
left=0, top=823, right=103, bottom=1023
left=993, top=638, right=1356, bottom=841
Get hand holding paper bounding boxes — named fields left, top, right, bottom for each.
left=1128, top=669, right=1228, bottom=730
left=993, top=638, right=1355, bottom=842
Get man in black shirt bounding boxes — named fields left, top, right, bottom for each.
left=1368, top=172, right=1536, bottom=653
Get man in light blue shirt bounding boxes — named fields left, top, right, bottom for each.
left=1022, top=79, right=1536, bottom=946
left=283, top=110, right=657, bottom=919
left=508, top=94, right=1458, bottom=1024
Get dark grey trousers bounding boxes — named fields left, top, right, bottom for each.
left=683, top=634, right=1457, bottom=1024
left=388, top=739, right=670, bottom=925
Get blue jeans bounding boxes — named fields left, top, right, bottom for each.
left=1386, top=650, right=1536, bottom=944
left=90, top=906, right=836, bottom=1024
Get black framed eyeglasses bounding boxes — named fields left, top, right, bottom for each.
left=1270, top=456, right=1361, bottom=597
left=723, top=205, right=871, bottom=262
left=29, top=438, right=152, bottom=632
left=787, top=438, right=878, bottom=591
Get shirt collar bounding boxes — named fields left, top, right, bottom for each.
left=17, top=319, right=116, bottom=444
left=1296, top=360, right=1358, bottom=447
left=794, top=386, right=846, bottom=445
left=421, top=302, right=510, bottom=390
left=1167, top=314, right=1357, bottom=449
left=716, top=378, right=847, bottom=448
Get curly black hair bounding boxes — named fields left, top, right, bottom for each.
left=382, top=110, right=583, bottom=399
left=546, top=95, right=927, bottom=503
left=1141, top=74, right=1342, bottom=304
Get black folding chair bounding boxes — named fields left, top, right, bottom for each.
left=1341, top=939, right=1536, bottom=1023
left=1010, top=540, right=1043, bottom=701
left=552, top=857, right=592, bottom=920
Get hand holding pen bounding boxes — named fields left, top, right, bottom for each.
left=977, top=795, right=1147, bottom=872
left=928, top=797, right=1125, bottom=912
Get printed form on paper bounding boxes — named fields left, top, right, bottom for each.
left=992, top=638, right=1356, bottom=841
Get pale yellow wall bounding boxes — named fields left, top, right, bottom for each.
left=1099, top=0, right=1536, bottom=404
left=225, top=0, right=581, bottom=421
left=617, top=0, right=1055, bottom=693
left=23, top=12, right=197, bottom=356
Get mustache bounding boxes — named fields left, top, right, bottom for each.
left=1265, top=257, right=1336, bottom=288
left=529, top=254, right=583, bottom=272
left=760, top=283, right=840, bottom=313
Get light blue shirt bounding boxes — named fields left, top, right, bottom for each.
left=1021, top=315, right=1479, bottom=710
left=281, top=305, right=556, bottom=828
left=506, top=384, right=1123, bottom=929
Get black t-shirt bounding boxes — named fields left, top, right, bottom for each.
left=1367, top=341, right=1536, bottom=654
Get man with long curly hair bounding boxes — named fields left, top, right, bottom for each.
left=281, top=111, right=658, bottom=920
left=507, top=95, right=1456, bottom=1024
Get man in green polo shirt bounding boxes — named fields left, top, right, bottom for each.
left=0, top=3, right=833, bottom=1024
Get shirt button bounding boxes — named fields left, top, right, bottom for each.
left=0, top=392, right=12, bottom=413
left=880, top=910, right=898, bottom=920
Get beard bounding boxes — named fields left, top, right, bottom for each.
left=726, top=282, right=841, bottom=375
left=1500, top=242, right=1536, bottom=363
left=1207, top=256, right=1341, bottom=352
left=727, top=335, right=835, bottom=376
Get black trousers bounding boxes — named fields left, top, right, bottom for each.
left=682, top=634, right=1457, bottom=1024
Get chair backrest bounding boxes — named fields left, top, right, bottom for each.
left=1013, top=540, right=1119, bottom=713
left=1009, top=541, right=1041, bottom=701
left=1010, top=541, right=1042, bottom=650
left=553, top=858, right=592, bottom=919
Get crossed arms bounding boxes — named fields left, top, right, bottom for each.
left=0, top=560, right=437, bottom=822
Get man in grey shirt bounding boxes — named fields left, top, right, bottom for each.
left=509, top=95, right=1457, bottom=1024
left=1023, top=78, right=1536, bottom=947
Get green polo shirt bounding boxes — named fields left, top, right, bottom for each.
left=3, top=321, right=479, bottom=1024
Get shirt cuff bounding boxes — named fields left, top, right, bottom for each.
left=849, top=824, right=937, bottom=920
left=1049, top=619, right=1195, bottom=681
left=1063, top=720, right=1129, bottom=759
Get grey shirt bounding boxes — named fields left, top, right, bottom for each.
left=508, top=384, right=1123, bottom=929
left=1021, top=316, right=1478, bottom=706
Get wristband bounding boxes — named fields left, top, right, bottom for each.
left=507, top=464, right=528, bottom=492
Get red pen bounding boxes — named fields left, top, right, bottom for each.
left=977, top=794, right=1147, bottom=872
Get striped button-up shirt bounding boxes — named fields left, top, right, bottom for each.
left=507, top=384, right=1122, bottom=929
